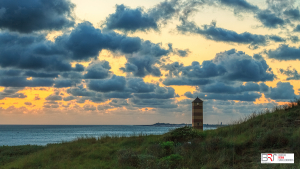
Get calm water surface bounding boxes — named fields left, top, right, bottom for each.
left=0, top=125, right=216, bottom=146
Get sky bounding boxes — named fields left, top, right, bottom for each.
left=0, top=0, right=300, bottom=125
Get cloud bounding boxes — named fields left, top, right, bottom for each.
left=267, top=44, right=300, bottom=60
left=63, top=96, right=76, bottom=101
left=0, top=77, right=54, bottom=87
left=0, top=32, right=73, bottom=71
left=177, top=21, right=269, bottom=47
left=24, top=71, right=59, bottom=78
left=88, top=75, right=126, bottom=93
left=163, top=49, right=274, bottom=85
left=83, top=60, right=112, bottom=79
left=219, top=0, right=259, bottom=12
left=0, top=87, right=27, bottom=100
left=0, top=69, right=22, bottom=76
left=185, top=91, right=261, bottom=101
left=168, top=43, right=191, bottom=57
left=279, top=67, right=300, bottom=80
left=265, top=82, right=298, bottom=100
left=283, top=8, right=300, bottom=20
left=199, top=82, right=260, bottom=94
left=45, top=95, right=63, bottom=101
left=129, top=98, right=178, bottom=108
left=24, top=102, right=32, bottom=106
left=0, top=0, right=75, bottom=33
left=255, top=10, right=285, bottom=28
left=294, top=24, right=300, bottom=32
left=83, top=104, right=96, bottom=111
left=59, top=22, right=144, bottom=61
left=268, top=35, right=286, bottom=42
left=103, top=4, right=158, bottom=32
left=290, top=36, right=299, bottom=43
left=133, top=86, right=177, bottom=99
left=103, top=0, right=180, bottom=32
left=54, top=79, right=75, bottom=88
left=126, top=78, right=155, bottom=93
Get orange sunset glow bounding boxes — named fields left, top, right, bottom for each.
left=0, top=0, right=300, bottom=125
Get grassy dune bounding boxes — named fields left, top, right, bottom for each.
left=1, top=99, right=300, bottom=169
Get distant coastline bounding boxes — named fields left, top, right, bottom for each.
left=138, top=123, right=229, bottom=128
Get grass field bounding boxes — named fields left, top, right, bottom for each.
left=1, top=99, right=300, bottom=169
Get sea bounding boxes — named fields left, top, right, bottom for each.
left=0, top=125, right=216, bottom=146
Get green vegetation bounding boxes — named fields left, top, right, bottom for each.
left=1, top=99, right=300, bottom=169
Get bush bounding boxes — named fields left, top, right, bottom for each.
left=160, top=141, right=174, bottom=156
left=158, top=154, right=183, bottom=169
left=165, top=126, right=204, bottom=142
left=117, top=149, right=139, bottom=168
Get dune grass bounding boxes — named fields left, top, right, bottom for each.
left=1, top=98, right=300, bottom=169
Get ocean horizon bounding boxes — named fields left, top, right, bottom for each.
left=0, top=125, right=216, bottom=146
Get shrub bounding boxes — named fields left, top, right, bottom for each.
left=158, top=154, right=183, bottom=169
left=117, top=149, right=139, bottom=168
left=160, top=141, right=174, bottom=156
left=165, top=126, right=204, bottom=142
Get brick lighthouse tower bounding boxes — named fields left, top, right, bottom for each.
left=192, top=97, right=203, bottom=130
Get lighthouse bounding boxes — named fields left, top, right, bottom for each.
left=192, top=97, right=203, bottom=130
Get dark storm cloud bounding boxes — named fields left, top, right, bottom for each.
left=213, top=50, right=275, bottom=81
left=265, top=82, right=298, bottom=100
left=24, top=71, right=59, bottom=78
left=120, top=56, right=161, bottom=77
left=294, top=25, right=300, bottom=32
left=0, top=0, right=75, bottom=33
left=184, top=91, right=261, bottom=101
left=83, top=61, right=111, bottom=79
left=177, top=21, right=269, bottom=46
left=63, top=96, right=76, bottom=101
left=0, top=77, right=54, bottom=87
left=199, top=82, right=260, bottom=94
left=59, top=22, right=143, bottom=61
left=73, top=64, right=85, bottom=72
left=279, top=67, right=300, bottom=80
left=133, top=86, right=177, bottom=99
left=259, top=83, right=269, bottom=92
left=103, top=0, right=181, bottom=32
left=54, top=79, right=74, bottom=88
left=109, top=99, right=129, bottom=107
left=104, top=92, right=133, bottom=99
left=219, top=0, right=259, bottom=11
left=283, top=8, right=300, bottom=20
left=0, top=69, right=22, bottom=76
left=255, top=10, right=285, bottom=28
left=168, top=44, right=190, bottom=57
left=67, top=86, right=95, bottom=96
left=163, top=49, right=274, bottom=85
left=103, top=4, right=158, bottom=32
left=88, top=75, right=126, bottom=93
left=163, top=77, right=212, bottom=86
left=129, top=98, right=178, bottom=108
left=267, top=44, right=300, bottom=60
left=268, top=35, right=286, bottom=42
left=0, top=32, right=72, bottom=71
left=126, top=78, right=155, bottom=93
left=290, top=36, right=299, bottom=43
left=0, top=87, right=27, bottom=100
